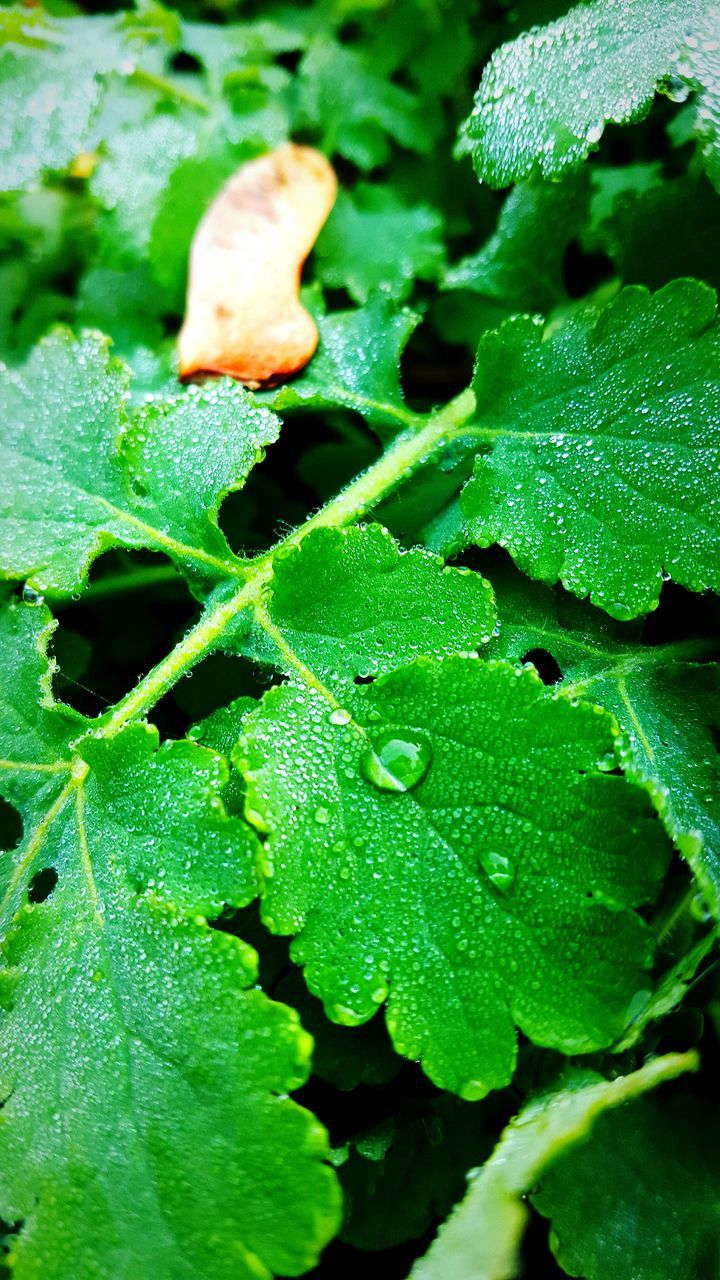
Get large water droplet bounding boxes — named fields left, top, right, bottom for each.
left=360, top=730, right=432, bottom=793
left=479, top=849, right=515, bottom=895
left=329, top=707, right=351, bottom=726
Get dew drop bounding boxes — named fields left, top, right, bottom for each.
left=329, top=708, right=351, bottom=726
left=360, top=730, right=432, bottom=793
left=478, top=849, right=515, bottom=895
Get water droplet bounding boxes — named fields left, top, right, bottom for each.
left=22, top=586, right=44, bottom=605
left=478, top=849, right=515, bottom=895
left=360, top=730, right=432, bottom=793
left=329, top=708, right=351, bottom=726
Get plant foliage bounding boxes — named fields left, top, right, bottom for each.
left=1, top=0, right=719, bottom=1276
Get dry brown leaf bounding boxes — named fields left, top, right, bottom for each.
left=178, top=143, right=337, bottom=387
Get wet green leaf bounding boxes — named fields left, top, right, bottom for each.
left=413, top=1052, right=698, bottom=1279
left=459, top=0, right=707, bottom=186
left=461, top=280, right=720, bottom=620
left=0, top=600, right=340, bottom=1280
left=533, top=1090, right=720, bottom=1280
left=237, top=657, right=670, bottom=1096
left=0, top=332, right=279, bottom=594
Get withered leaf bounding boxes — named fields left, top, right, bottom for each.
left=178, top=143, right=337, bottom=387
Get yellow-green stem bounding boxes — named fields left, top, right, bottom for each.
left=97, top=388, right=477, bottom=736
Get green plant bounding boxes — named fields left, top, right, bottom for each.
left=1, top=0, right=719, bottom=1276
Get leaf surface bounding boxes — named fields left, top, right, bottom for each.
left=459, top=0, right=706, bottom=186
left=0, top=9, right=170, bottom=191
left=443, top=174, right=588, bottom=314
left=532, top=1092, right=720, bottom=1280
left=237, top=656, right=670, bottom=1096
left=0, top=601, right=341, bottom=1279
left=461, top=280, right=720, bottom=620
left=672, top=4, right=720, bottom=191
left=297, top=35, right=426, bottom=169
left=412, top=1052, right=698, bottom=1279
left=316, top=183, right=444, bottom=304
left=0, top=331, right=279, bottom=594
left=489, top=565, right=720, bottom=912
left=244, top=523, right=496, bottom=679
left=271, top=297, right=420, bottom=435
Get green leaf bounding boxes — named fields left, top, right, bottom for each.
left=591, top=171, right=720, bottom=292
left=0, top=600, right=341, bottom=1279
left=532, top=1091, right=720, bottom=1280
left=0, top=8, right=176, bottom=192
left=315, top=183, right=444, bottom=304
left=0, top=186, right=94, bottom=362
left=461, top=280, right=720, bottom=620
left=458, top=0, right=706, bottom=186
left=587, top=161, right=664, bottom=224
left=488, top=558, right=720, bottom=912
left=411, top=1051, right=698, bottom=1280
left=236, top=656, right=670, bottom=1097
left=671, top=5, right=720, bottom=191
left=0, top=331, right=279, bottom=595
left=271, top=297, right=420, bottom=436
left=274, top=967, right=401, bottom=1091
left=91, top=113, right=287, bottom=313
left=0, top=14, right=124, bottom=190
left=443, top=174, right=589, bottom=314
left=338, top=1095, right=496, bottom=1250
left=75, top=265, right=177, bottom=401
left=243, top=523, right=496, bottom=679
left=297, top=35, right=427, bottom=169
left=90, top=112, right=205, bottom=265
left=614, top=931, right=717, bottom=1051
left=77, top=265, right=164, bottom=359
left=180, top=18, right=305, bottom=91
left=189, top=695, right=259, bottom=819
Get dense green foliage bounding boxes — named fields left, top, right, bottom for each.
left=1, top=0, right=719, bottom=1276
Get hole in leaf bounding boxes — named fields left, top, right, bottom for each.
left=353, top=674, right=375, bottom=685
left=449, top=542, right=516, bottom=578
left=317, top=286, right=356, bottom=312
left=401, top=317, right=474, bottom=413
left=275, top=48, right=302, bottom=74
left=0, top=799, right=22, bottom=852
left=562, top=238, right=614, bottom=300
left=166, top=650, right=268, bottom=735
left=52, top=550, right=197, bottom=725
left=219, top=415, right=378, bottom=555
left=28, top=867, right=58, bottom=903
left=521, top=648, right=563, bottom=685
left=641, top=579, right=720, bottom=649
left=170, top=50, right=202, bottom=74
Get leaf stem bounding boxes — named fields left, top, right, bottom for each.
left=96, top=387, right=477, bottom=735
left=129, top=67, right=211, bottom=113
